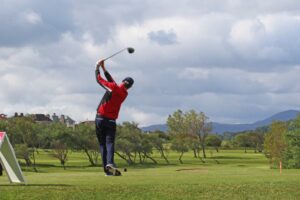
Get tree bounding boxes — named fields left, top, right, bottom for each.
left=71, top=123, right=99, bottom=166
left=205, top=134, right=222, bottom=152
left=282, top=115, right=300, bottom=168
left=139, top=134, right=157, bottom=164
left=248, top=131, right=264, bottom=153
left=221, top=140, right=234, bottom=149
left=167, top=109, right=212, bottom=160
left=15, top=144, right=33, bottom=168
left=185, top=110, right=212, bottom=158
left=167, top=110, right=188, bottom=135
left=49, top=123, right=72, bottom=170
left=52, top=140, right=69, bottom=170
left=0, top=119, right=9, bottom=133
left=187, top=134, right=201, bottom=158
left=167, top=110, right=190, bottom=163
left=264, top=121, right=288, bottom=167
left=234, top=133, right=251, bottom=153
left=13, top=121, right=44, bottom=172
left=115, top=122, right=146, bottom=164
left=8, top=117, right=40, bottom=171
left=148, top=131, right=170, bottom=164
left=171, top=134, right=189, bottom=164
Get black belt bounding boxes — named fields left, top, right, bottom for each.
left=96, top=114, right=116, bottom=122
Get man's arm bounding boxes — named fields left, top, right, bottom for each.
left=95, top=60, right=116, bottom=91
left=103, top=67, right=115, bottom=83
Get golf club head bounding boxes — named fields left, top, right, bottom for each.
left=127, top=47, right=135, bottom=54
left=103, top=47, right=135, bottom=61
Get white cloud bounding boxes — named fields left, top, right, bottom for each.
left=23, top=10, right=42, bottom=25
left=121, top=107, right=167, bottom=127
left=0, top=0, right=300, bottom=126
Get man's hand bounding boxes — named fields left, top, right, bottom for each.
left=96, top=60, right=106, bottom=71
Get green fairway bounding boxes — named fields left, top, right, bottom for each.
left=0, top=150, right=300, bottom=200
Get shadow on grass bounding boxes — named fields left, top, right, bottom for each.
left=212, top=156, right=254, bottom=160
left=20, top=163, right=100, bottom=172
left=118, top=163, right=178, bottom=169
left=0, top=184, right=72, bottom=187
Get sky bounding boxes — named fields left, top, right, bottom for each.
left=1, top=0, right=300, bottom=126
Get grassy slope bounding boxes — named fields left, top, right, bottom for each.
left=0, top=150, right=299, bottom=200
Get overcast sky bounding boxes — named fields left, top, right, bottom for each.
left=1, top=0, right=300, bottom=126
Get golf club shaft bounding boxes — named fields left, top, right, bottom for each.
left=103, top=48, right=127, bottom=61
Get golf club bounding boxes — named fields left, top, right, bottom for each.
left=103, top=47, right=134, bottom=61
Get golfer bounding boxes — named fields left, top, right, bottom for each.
left=95, top=60, right=134, bottom=176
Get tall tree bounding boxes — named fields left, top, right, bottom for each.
left=140, top=134, right=157, bottom=164
left=264, top=121, right=288, bottom=167
left=15, top=144, right=33, bottom=167
left=167, top=110, right=188, bottom=135
left=52, top=140, right=69, bottom=170
left=167, top=110, right=190, bottom=163
left=171, top=134, right=189, bottom=164
left=248, top=131, right=265, bottom=153
left=186, top=110, right=212, bottom=158
left=282, top=115, right=300, bottom=168
left=148, top=131, right=170, bottom=164
left=10, top=117, right=40, bottom=171
left=205, top=134, right=222, bottom=152
left=49, top=123, right=72, bottom=170
left=71, top=123, right=99, bottom=166
left=167, top=110, right=212, bottom=160
left=187, top=134, right=201, bottom=158
left=234, top=133, right=251, bottom=153
left=115, top=122, right=142, bottom=164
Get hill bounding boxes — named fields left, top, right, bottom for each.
left=141, top=110, right=300, bottom=134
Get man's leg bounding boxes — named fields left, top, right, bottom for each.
left=95, top=118, right=108, bottom=173
left=105, top=121, right=122, bottom=176
left=106, top=121, right=116, bottom=166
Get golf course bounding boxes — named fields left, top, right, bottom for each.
left=1, top=149, right=299, bottom=200
left=1, top=1, right=300, bottom=200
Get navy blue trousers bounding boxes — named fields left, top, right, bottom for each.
left=95, top=116, right=116, bottom=173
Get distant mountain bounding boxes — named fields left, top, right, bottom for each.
left=141, top=110, right=300, bottom=134
left=141, top=124, right=168, bottom=132
left=213, top=110, right=300, bottom=134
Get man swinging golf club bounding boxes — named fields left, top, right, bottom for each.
left=95, top=59, right=134, bottom=176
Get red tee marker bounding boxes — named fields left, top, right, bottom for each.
left=0, top=132, right=4, bottom=142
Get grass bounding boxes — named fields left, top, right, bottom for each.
left=0, top=149, right=300, bottom=200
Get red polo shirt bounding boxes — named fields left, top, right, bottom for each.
left=96, top=70, right=128, bottom=120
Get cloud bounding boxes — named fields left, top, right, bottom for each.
left=148, top=29, right=177, bottom=45
left=228, top=14, right=300, bottom=68
left=23, top=10, right=42, bottom=24
left=121, top=107, right=167, bottom=127
left=0, top=0, right=74, bottom=46
left=1, top=0, right=300, bottom=126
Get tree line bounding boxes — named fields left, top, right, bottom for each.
left=0, top=110, right=299, bottom=171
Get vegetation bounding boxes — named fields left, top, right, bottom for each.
left=0, top=111, right=300, bottom=171
left=205, top=134, right=222, bottom=152
left=1, top=111, right=300, bottom=199
left=264, top=121, right=288, bottom=168
left=282, top=116, right=300, bottom=168
left=0, top=150, right=300, bottom=200
left=167, top=109, right=211, bottom=161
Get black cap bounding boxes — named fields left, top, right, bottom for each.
left=122, top=77, right=134, bottom=89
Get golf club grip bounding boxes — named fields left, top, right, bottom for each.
left=103, top=48, right=127, bottom=61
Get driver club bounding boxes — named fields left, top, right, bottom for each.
left=103, top=47, right=135, bottom=61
